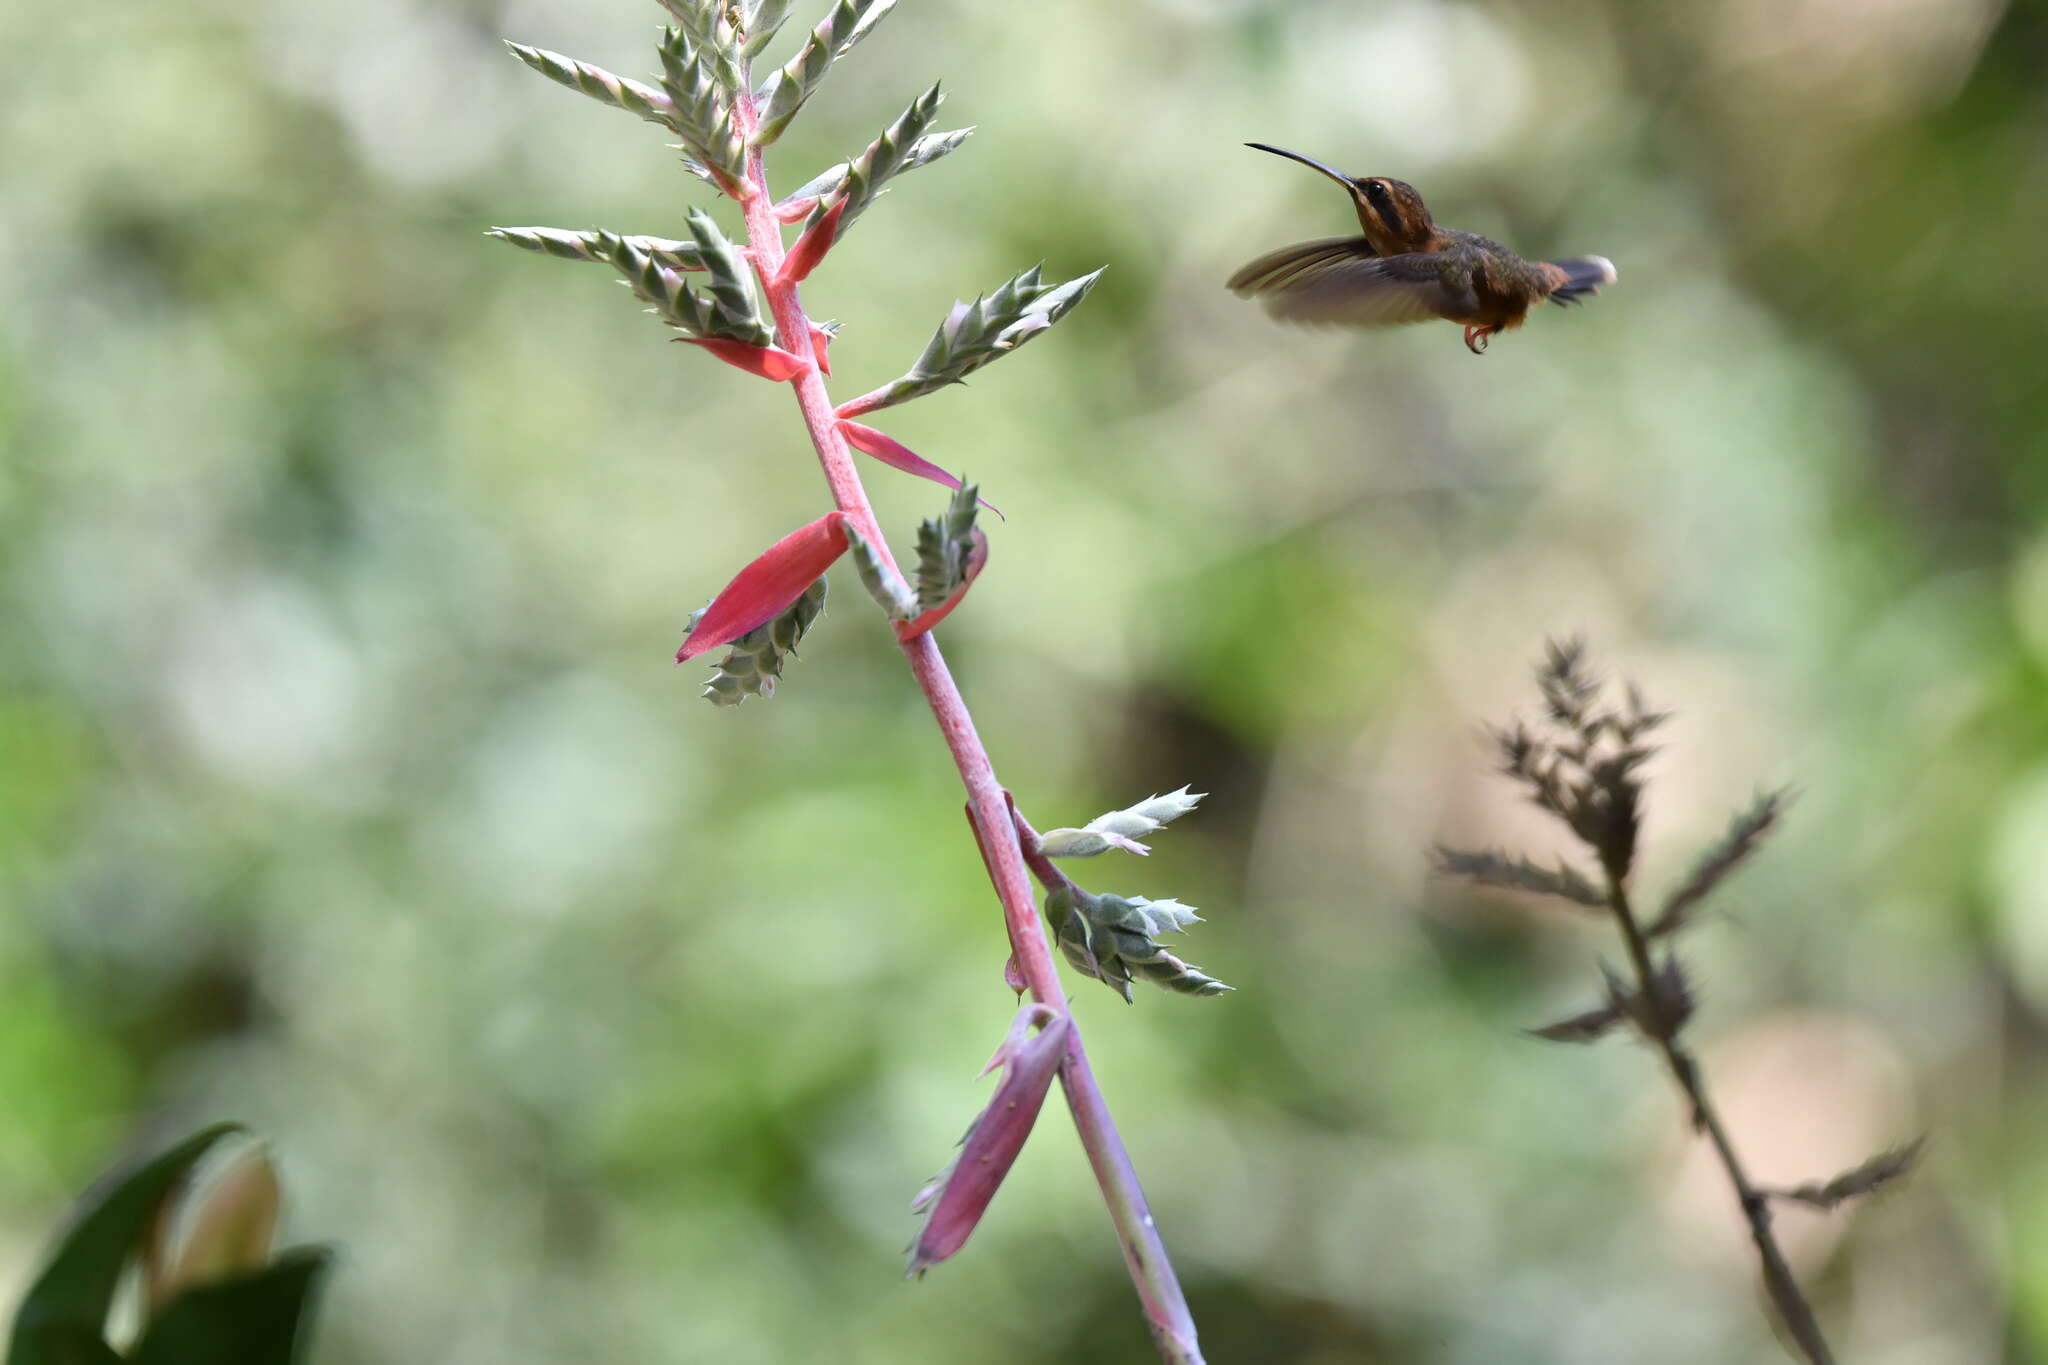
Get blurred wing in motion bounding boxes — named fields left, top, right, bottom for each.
left=1227, top=236, right=1375, bottom=292
left=1228, top=239, right=1467, bottom=328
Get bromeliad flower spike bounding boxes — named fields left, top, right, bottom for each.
left=492, top=4, right=1220, bottom=1361
left=1227, top=142, right=1616, bottom=354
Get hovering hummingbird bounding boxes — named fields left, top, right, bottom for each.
left=1227, top=143, right=1615, bottom=354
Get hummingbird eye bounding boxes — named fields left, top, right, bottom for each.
left=1361, top=179, right=1397, bottom=218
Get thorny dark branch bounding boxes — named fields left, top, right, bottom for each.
left=1437, top=639, right=1921, bottom=1365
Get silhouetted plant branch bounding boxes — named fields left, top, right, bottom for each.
left=1437, top=640, right=1921, bottom=1365
left=493, top=5, right=1220, bottom=1360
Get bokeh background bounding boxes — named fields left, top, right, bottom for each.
left=3, top=0, right=2045, bottom=1360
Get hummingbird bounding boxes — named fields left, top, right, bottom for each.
left=1227, top=143, right=1615, bottom=354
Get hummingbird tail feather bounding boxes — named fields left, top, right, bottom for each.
left=1545, top=255, right=1617, bottom=306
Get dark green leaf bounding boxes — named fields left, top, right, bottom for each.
left=131, top=1251, right=330, bottom=1365
left=7, top=1125, right=242, bottom=1365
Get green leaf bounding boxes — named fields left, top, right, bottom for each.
left=751, top=0, right=898, bottom=146
left=131, top=1251, right=330, bottom=1365
left=6, top=1328, right=119, bottom=1365
left=8, top=1125, right=243, bottom=1365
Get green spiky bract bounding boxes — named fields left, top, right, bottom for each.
left=752, top=0, right=898, bottom=145
left=698, top=578, right=828, bottom=706
left=862, top=266, right=1104, bottom=413
left=913, top=482, right=980, bottom=614
left=1044, top=888, right=1230, bottom=1002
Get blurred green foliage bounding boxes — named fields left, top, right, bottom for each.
left=3, top=0, right=2047, bottom=1360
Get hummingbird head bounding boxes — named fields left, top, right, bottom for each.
left=1243, top=144, right=1435, bottom=251
left=1347, top=176, right=1434, bottom=250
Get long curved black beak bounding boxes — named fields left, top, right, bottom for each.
left=1245, top=142, right=1355, bottom=190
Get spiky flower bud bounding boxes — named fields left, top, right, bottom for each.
left=585, top=223, right=771, bottom=347
left=776, top=125, right=974, bottom=220
left=914, top=482, right=979, bottom=614
left=657, top=27, right=746, bottom=186
left=506, top=43, right=680, bottom=131
left=752, top=0, right=898, bottom=146
left=487, top=226, right=707, bottom=273
left=696, top=577, right=828, bottom=706
left=842, top=265, right=1104, bottom=416
left=1045, top=888, right=1229, bottom=1002
left=794, top=83, right=950, bottom=245
left=1039, top=787, right=1205, bottom=858
left=683, top=208, right=773, bottom=346
left=659, top=0, right=745, bottom=92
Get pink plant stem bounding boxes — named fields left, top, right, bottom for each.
left=727, top=75, right=1204, bottom=1365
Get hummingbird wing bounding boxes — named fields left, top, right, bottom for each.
left=1226, top=236, right=1377, bottom=294
left=1232, top=244, right=1474, bottom=329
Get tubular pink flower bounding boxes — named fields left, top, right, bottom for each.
left=907, top=1004, right=1069, bottom=1276
left=676, top=513, right=850, bottom=661
left=777, top=199, right=846, bottom=287
left=682, top=338, right=810, bottom=382
left=837, top=421, right=1004, bottom=516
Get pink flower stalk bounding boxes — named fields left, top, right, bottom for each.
left=675, top=512, right=849, bottom=661
left=497, top=10, right=1211, bottom=1357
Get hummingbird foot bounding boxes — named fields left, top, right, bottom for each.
left=1462, top=325, right=1493, bottom=355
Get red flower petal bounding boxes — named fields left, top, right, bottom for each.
left=907, top=1005, right=1069, bottom=1276
left=895, top=527, right=988, bottom=641
left=777, top=199, right=845, bottom=288
left=836, top=422, right=1004, bottom=518
left=683, top=338, right=809, bottom=382
left=676, top=513, right=850, bottom=662
left=809, top=322, right=836, bottom=377
left=772, top=196, right=819, bottom=224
